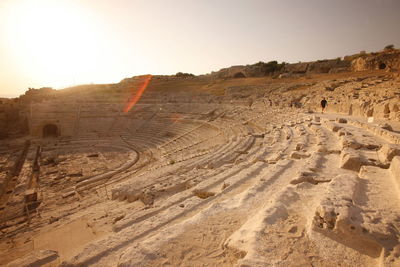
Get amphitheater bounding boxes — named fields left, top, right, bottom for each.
left=1, top=62, right=400, bottom=266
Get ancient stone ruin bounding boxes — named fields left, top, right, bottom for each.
left=0, top=49, right=400, bottom=266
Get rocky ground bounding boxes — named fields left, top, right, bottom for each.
left=0, top=69, right=400, bottom=266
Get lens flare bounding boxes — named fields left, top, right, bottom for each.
left=123, top=74, right=152, bottom=113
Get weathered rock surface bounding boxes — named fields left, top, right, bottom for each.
left=6, top=250, right=59, bottom=267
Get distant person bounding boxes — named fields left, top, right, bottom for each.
left=320, top=97, right=328, bottom=113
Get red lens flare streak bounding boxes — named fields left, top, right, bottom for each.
left=123, top=75, right=152, bottom=113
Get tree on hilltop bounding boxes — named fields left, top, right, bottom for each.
left=175, top=72, right=195, bottom=78
left=384, top=44, right=394, bottom=50
left=253, top=61, right=285, bottom=75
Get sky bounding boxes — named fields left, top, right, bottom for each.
left=0, top=0, right=399, bottom=97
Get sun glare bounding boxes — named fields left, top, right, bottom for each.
left=3, top=0, right=107, bottom=88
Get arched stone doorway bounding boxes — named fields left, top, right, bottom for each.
left=379, top=62, right=386, bottom=69
left=42, top=124, right=59, bottom=138
left=233, top=72, right=246, bottom=78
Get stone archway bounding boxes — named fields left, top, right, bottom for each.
left=42, top=124, right=59, bottom=138
left=379, top=62, right=386, bottom=69
left=233, top=72, right=246, bottom=78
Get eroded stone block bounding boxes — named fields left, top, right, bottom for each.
left=378, top=144, right=400, bottom=163
left=24, top=188, right=37, bottom=202
left=340, top=149, right=365, bottom=171
left=311, top=174, right=382, bottom=257
left=127, top=190, right=141, bottom=203
left=325, top=122, right=342, bottom=132
left=390, top=156, right=400, bottom=185
left=340, top=136, right=362, bottom=150
left=295, top=143, right=305, bottom=151
left=290, top=152, right=310, bottom=159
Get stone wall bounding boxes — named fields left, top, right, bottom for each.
left=282, top=59, right=351, bottom=74
left=351, top=50, right=400, bottom=71
left=208, top=58, right=351, bottom=79
left=206, top=50, right=400, bottom=79
left=29, top=102, right=77, bottom=137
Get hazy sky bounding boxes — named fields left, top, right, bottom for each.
left=0, top=0, right=399, bottom=97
